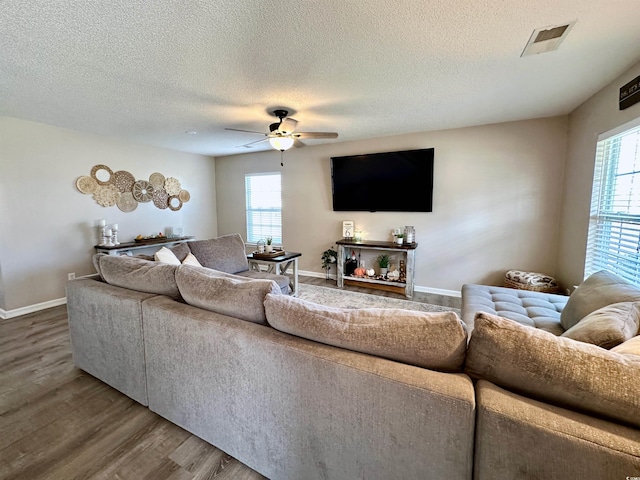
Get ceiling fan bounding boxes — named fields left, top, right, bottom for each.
left=225, top=109, right=339, bottom=152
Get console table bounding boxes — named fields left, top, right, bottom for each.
left=94, top=236, right=194, bottom=256
left=336, top=239, right=417, bottom=298
left=247, top=251, right=302, bottom=296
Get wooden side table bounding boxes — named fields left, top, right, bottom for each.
left=247, top=251, right=302, bottom=296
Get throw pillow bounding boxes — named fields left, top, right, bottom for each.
left=175, top=265, right=280, bottom=324
left=611, top=335, right=640, bottom=357
left=187, top=234, right=249, bottom=274
left=97, top=255, right=181, bottom=299
left=154, top=246, right=181, bottom=265
left=169, top=242, right=191, bottom=262
left=560, top=270, right=640, bottom=330
left=466, top=312, right=640, bottom=429
left=561, top=302, right=640, bottom=348
left=182, top=253, right=202, bottom=267
left=264, top=294, right=468, bottom=372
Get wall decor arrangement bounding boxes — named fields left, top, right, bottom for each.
left=76, top=165, right=191, bottom=212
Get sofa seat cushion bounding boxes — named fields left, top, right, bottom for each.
left=465, top=312, right=640, bottom=429
left=234, top=269, right=290, bottom=295
left=187, top=234, right=249, bottom=274
left=175, top=265, right=280, bottom=324
left=264, top=294, right=468, bottom=372
left=95, top=254, right=180, bottom=299
left=561, top=302, right=640, bottom=349
left=560, top=270, right=640, bottom=330
left=461, top=284, right=567, bottom=334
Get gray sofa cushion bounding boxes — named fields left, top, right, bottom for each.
left=466, top=311, right=640, bottom=428
left=234, top=269, right=290, bottom=295
left=561, top=302, right=640, bottom=348
left=461, top=284, right=567, bottom=334
left=560, top=270, right=640, bottom=330
left=175, top=265, right=280, bottom=324
left=264, top=294, right=468, bottom=372
left=96, top=254, right=180, bottom=299
left=188, top=234, right=249, bottom=274
left=612, top=335, right=640, bottom=356
left=169, top=242, right=191, bottom=262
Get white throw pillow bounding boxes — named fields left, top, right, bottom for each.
left=182, top=252, right=202, bottom=267
left=154, top=246, right=181, bottom=265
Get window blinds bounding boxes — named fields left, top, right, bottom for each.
left=245, top=173, right=282, bottom=244
left=585, top=120, right=640, bottom=284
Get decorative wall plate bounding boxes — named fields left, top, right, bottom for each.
left=76, top=175, right=98, bottom=194
left=165, top=177, right=181, bottom=196
left=152, top=188, right=169, bottom=209
left=93, top=184, right=120, bottom=207
left=90, top=164, right=114, bottom=185
left=149, top=172, right=165, bottom=189
left=178, top=189, right=191, bottom=202
left=117, top=191, right=138, bottom=212
left=132, top=180, right=154, bottom=202
left=113, top=170, right=136, bottom=193
left=168, top=195, right=183, bottom=211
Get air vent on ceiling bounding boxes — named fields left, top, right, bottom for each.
left=521, top=20, right=576, bottom=57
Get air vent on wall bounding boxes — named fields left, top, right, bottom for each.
left=521, top=21, right=576, bottom=57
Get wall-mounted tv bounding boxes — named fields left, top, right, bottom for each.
left=331, top=148, right=434, bottom=212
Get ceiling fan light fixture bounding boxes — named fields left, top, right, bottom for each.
left=269, top=136, right=294, bottom=151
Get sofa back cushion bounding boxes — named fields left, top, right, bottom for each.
left=466, top=312, right=640, bottom=428
left=187, top=234, right=249, bottom=274
left=264, top=294, right=468, bottom=372
left=561, top=302, right=640, bottom=348
left=175, top=265, right=280, bottom=324
left=96, top=254, right=180, bottom=299
left=169, top=242, right=191, bottom=262
left=560, top=270, right=640, bottom=330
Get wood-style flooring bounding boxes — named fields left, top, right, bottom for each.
left=0, top=276, right=458, bottom=479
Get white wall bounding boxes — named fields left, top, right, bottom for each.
left=0, top=116, right=217, bottom=314
left=556, top=60, right=640, bottom=288
left=216, top=116, right=568, bottom=292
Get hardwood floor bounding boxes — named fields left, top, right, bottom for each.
left=0, top=277, right=458, bottom=479
left=0, top=306, right=266, bottom=480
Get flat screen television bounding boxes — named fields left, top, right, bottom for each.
left=331, top=148, right=434, bottom=212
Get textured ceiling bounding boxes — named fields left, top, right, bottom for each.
left=1, top=1, right=639, bottom=156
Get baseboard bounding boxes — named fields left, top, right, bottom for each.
left=299, top=270, right=461, bottom=298
left=0, top=297, right=67, bottom=320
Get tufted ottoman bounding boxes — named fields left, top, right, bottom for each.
left=461, top=284, right=569, bottom=335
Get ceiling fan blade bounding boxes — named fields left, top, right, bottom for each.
left=225, top=127, right=267, bottom=135
left=293, top=139, right=307, bottom=148
left=293, top=132, right=338, bottom=139
left=278, top=118, right=298, bottom=134
left=238, top=138, right=269, bottom=148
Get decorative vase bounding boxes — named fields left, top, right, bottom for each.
left=395, top=237, right=403, bottom=245
left=265, top=244, right=273, bottom=253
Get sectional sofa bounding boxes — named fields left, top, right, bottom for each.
left=66, top=236, right=640, bottom=479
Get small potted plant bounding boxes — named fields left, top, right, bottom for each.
left=377, top=254, right=390, bottom=276
left=265, top=236, right=273, bottom=253
left=395, top=233, right=404, bottom=245
left=321, top=246, right=338, bottom=280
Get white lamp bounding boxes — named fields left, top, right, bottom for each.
left=269, top=136, right=294, bottom=151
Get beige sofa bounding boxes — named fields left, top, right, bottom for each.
left=67, top=241, right=640, bottom=479
left=68, top=250, right=475, bottom=480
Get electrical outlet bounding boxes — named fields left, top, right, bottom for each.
left=68, top=272, right=76, bottom=280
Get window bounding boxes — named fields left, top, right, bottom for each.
left=585, top=118, right=640, bottom=285
left=245, top=173, right=282, bottom=244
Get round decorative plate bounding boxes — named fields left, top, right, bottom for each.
left=113, top=170, right=136, bottom=193
left=90, top=164, right=114, bottom=185
left=132, top=180, right=154, bottom=202
left=178, top=189, right=191, bottom=203
left=152, top=188, right=169, bottom=209
left=117, top=191, right=138, bottom=212
left=76, top=175, right=98, bottom=194
left=168, top=195, right=183, bottom=211
left=93, top=184, right=120, bottom=207
left=164, top=177, right=181, bottom=196
left=149, top=172, right=165, bottom=189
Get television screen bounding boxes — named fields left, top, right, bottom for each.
left=331, top=148, right=434, bottom=212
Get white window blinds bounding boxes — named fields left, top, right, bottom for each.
left=585, top=118, right=640, bottom=284
left=245, top=173, right=282, bottom=244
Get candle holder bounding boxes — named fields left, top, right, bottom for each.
left=111, top=224, right=120, bottom=245
left=97, top=220, right=107, bottom=246
left=104, top=228, right=114, bottom=247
